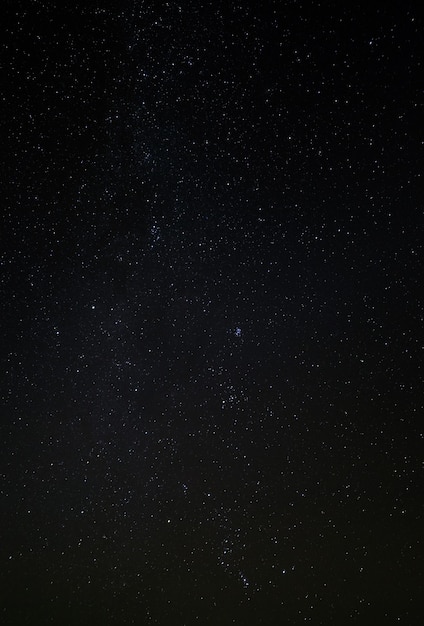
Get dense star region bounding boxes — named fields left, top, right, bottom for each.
left=1, top=1, right=423, bottom=624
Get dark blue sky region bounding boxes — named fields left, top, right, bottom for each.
left=1, top=2, right=423, bottom=624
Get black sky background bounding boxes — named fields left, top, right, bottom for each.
left=1, top=1, right=423, bottom=624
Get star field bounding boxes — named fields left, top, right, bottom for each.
left=1, top=1, right=423, bottom=624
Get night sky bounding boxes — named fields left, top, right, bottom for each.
left=1, top=1, right=423, bottom=624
